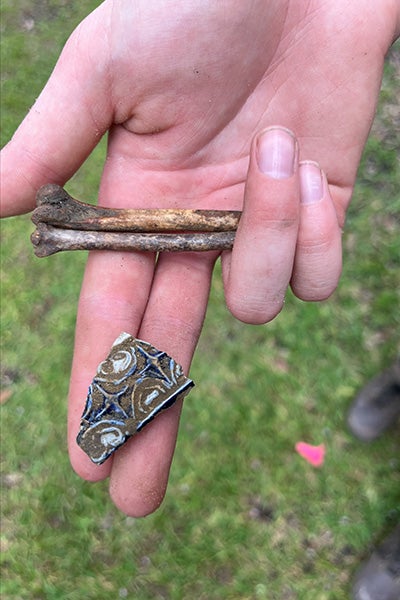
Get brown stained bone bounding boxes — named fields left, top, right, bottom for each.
left=31, top=183, right=241, bottom=256
left=31, top=223, right=236, bottom=257
left=32, top=184, right=241, bottom=232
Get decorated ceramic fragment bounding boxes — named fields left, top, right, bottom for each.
left=77, top=333, right=194, bottom=464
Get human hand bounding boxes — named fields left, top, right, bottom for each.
left=1, top=0, right=398, bottom=516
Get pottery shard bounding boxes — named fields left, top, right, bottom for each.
left=76, top=333, right=194, bottom=464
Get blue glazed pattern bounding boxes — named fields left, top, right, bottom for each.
left=77, top=333, right=194, bottom=464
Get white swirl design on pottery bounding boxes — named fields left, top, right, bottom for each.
left=77, top=334, right=194, bottom=464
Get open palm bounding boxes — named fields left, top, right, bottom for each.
left=1, top=0, right=398, bottom=515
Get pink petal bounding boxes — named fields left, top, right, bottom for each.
left=295, top=442, right=326, bottom=467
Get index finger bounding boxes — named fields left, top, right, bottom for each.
left=67, top=248, right=217, bottom=516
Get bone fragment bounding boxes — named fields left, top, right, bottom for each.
left=32, top=184, right=241, bottom=232
left=31, top=223, right=236, bottom=257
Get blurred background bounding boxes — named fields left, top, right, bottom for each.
left=1, top=2, right=399, bottom=598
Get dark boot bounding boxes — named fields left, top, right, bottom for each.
left=347, top=360, right=400, bottom=441
left=352, top=525, right=400, bottom=600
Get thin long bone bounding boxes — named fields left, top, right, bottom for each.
left=31, top=223, right=236, bottom=257
left=32, top=184, right=241, bottom=232
left=30, top=183, right=241, bottom=256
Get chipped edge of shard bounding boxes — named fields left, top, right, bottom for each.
left=76, top=333, right=194, bottom=465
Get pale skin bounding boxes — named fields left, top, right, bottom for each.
left=1, top=1, right=399, bottom=516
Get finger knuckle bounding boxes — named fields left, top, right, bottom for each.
left=291, top=267, right=342, bottom=301
left=226, top=293, right=284, bottom=325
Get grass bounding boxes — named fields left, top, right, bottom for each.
left=1, top=2, right=399, bottom=598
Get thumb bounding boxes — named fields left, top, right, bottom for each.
left=0, top=4, right=112, bottom=217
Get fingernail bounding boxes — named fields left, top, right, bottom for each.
left=299, top=161, right=323, bottom=204
left=257, top=127, right=296, bottom=179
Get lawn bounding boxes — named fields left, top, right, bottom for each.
left=1, top=2, right=399, bottom=599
